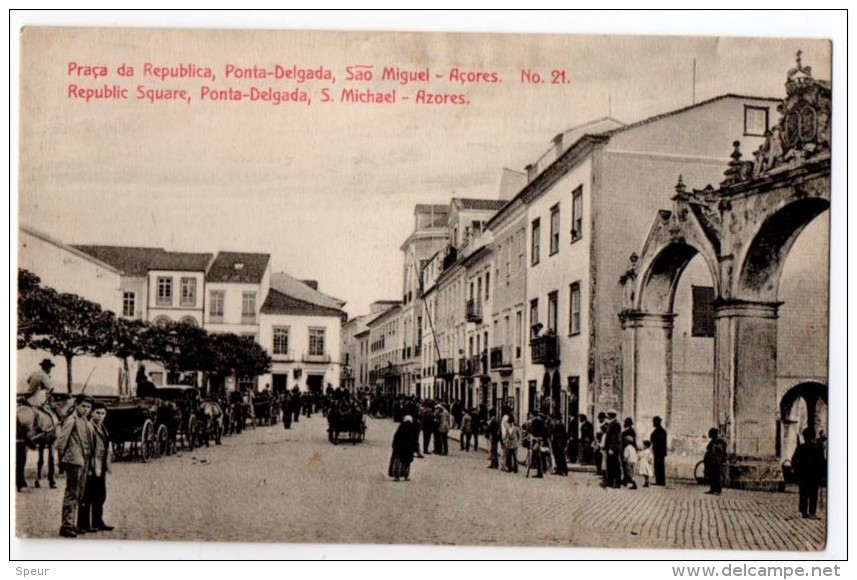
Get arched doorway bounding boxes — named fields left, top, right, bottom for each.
left=779, top=382, right=828, bottom=464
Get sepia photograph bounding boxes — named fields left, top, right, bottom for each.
left=9, top=10, right=844, bottom=562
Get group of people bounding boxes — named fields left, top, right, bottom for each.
left=55, top=393, right=114, bottom=538
left=593, top=410, right=668, bottom=490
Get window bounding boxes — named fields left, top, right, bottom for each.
left=209, top=290, right=224, bottom=321
left=692, top=286, right=716, bottom=337
left=569, top=282, right=581, bottom=335
left=530, top=298, right=539, bottom=336
left=156, top=277, right=172, bottom=306
left=744, top=105, right=769, bottom=136
left=515, top=311, right=523, bottom=358
left=531, top=218, right=541, bottom=265
left=242, top=292, right=256, bottom=322
left=477, top=277, right=482, bottom=308
left=485, top=272, right=490, bottom=301
left=122, top=291, right=135, bottom=317
left=273, top=327, right=290, bottom=355
left=550, top=204, right=560, bottom=254
left=571, top=186, right=583, bottom=242
left=309, top=328, right=326, bottom=356
left=548, top=291, right=558, bottom=333
left=180, top=277, right=196, bottom=307
left=506, top=242, right=512, bottom=279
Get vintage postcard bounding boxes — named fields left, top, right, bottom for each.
left=13, top=20, right=837, bottom=559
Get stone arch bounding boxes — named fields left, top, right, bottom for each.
left=179, top=315, right=198, bottom=327
left=778, top=381, right=828, bottom=464
left=638, top=241, right=719, bottom=315
left=736, top=196, right=829, bottom=301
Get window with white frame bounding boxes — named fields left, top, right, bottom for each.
left=180, top=277, right=196, bottom=307
left=156, top=277, right=172, bottom=306
left=209, top=290, right=224, bottom=320
left=309, top=328, right=326, bottom=356
left=569, top=282, right=581, bottom=335
left=571, top=186, right=583, bottom=242
left=531, top=218, right=541, bottom=265
left=548, top=290, right=558, bottom=333
left=550, top=204, right=560, bottom=254
left=273, top=327, right=290, bottom=355
left=122, top=291, right=136, bottom=317
left=241, top=292, right=256, bottom=321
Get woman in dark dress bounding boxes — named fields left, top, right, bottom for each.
left=389, top=415, right=415, bottom=482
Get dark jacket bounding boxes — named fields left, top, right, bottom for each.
left=651, top=425, right=668, bottom=457
left=791, top=441, right=826, bottom=486
left=604, top=419, right=622, bottom=453
left=392, top=422, right=415, bottom=464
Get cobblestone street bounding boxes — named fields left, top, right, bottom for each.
left=16, top=415, right=825, bottom=551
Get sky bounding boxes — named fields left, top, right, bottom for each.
left=14, top=13, right=834, bottom=318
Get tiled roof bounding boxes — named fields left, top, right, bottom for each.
left=149, top=251, right=213, bottom=272
left=206, top=252, right=270, bottom=284
left=260, top=288, right=345, bottom=318
left=72, top=245, right=166, bottom=277
left=453, top=198, right=507, bottom=211
left=269, top=271, right=345, bottom=309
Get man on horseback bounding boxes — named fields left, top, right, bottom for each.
left=26, top=358, right=56, bottom=408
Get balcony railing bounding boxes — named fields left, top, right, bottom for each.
left=530, top=334, right=559, bottom=366
left=272, top=349, right=295, bottom=362
left=302, top=353, right=332, bottom=363
left=465, top=298, right=482, bottom=323
left=458, top=357, right=469, bottom=375
left=490, top=345, right=512, bottom=369
left=378, top=363, right=400, bottom=378
left=437, top=358, right=455, bottom=376
left=414, top=345, right=422, bottom=357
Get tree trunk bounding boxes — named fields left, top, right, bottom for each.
left=64, top=354, right=73, bottom=394
left=122, top=356, right=130, bottom=396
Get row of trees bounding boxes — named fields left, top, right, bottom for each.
left=18, top=269, right=271, bottom=393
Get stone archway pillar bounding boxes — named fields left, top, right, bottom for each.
left=620, top=311, right=674, bottom=429
left=713, top=299, right=783, bottom=490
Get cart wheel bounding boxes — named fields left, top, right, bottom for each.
left=140, top=419, right=155, bottom=463
left=185, top=415, right=197, bottom=451
left=112, top=441, right=125, bottom=461
left=155, top=424, right=169, bottom=457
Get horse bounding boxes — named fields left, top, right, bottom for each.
left=16, top=395, right=76, bottom=491
left=196, top=400, right=224, bottom=447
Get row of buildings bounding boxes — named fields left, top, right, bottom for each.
left=18, top=226, right=346, bottom=396
left=342, top=60, right=830, bottom=480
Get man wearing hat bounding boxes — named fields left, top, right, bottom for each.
left=55, top=394, right=94, bottom=538
left=26, top=358, right=56, bottom=407
left=78, top=401, right=114, bottom=532
left=602, top=409, right=623, bottom=488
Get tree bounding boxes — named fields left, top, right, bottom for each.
left=110, top=318, right=155, bottom=395
left=205, top=333, right=271, bottom=391
left=22, top=289, right=116, bottom=392
left=17, top=269, right=59, bottom=349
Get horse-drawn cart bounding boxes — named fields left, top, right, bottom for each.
left=327, top=403, right=366, bottom=445
left=98, top=396, right=170, bottom=463
left=147, top=385, right=202, bottom=452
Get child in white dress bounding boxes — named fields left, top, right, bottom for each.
left=638, top=440, right=655, bottom=488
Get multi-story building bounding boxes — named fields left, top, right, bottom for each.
left=367, top=302, right=403, bottom=394
left=398, top=204, right=449, bottom=397
left=36, top=240, right=347, bottom=396
left=418, top=198, right=506, bottom=404
left=514, top=96, right=779, bottom=443
left=341, top=314, right=372, bottom=392
left=259, top=273, right=345, bottom=395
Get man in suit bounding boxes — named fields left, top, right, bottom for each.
left=651, top=416, right=668, bottom=486
left=578, top=414, right=595, bottom=465
left=56, top=394, right=94, bottom=538
left=602, top=409, right=623, bottom=488
left=78, top=402, right=114, bottom=532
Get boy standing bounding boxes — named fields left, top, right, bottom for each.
left=78, top=402, right=114, bottom=532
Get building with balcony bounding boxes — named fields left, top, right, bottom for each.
left=513, top=94, right=787, bottom=440
left=399, top=204, right=448, bottom=397
left=367, top=301, right=403, bottom=395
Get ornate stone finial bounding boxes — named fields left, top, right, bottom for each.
left=676, top=175, right=686, bottom=194
left=721, top=141, right=752, bottom=186
left=796, top=49, right=802, bottom=68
